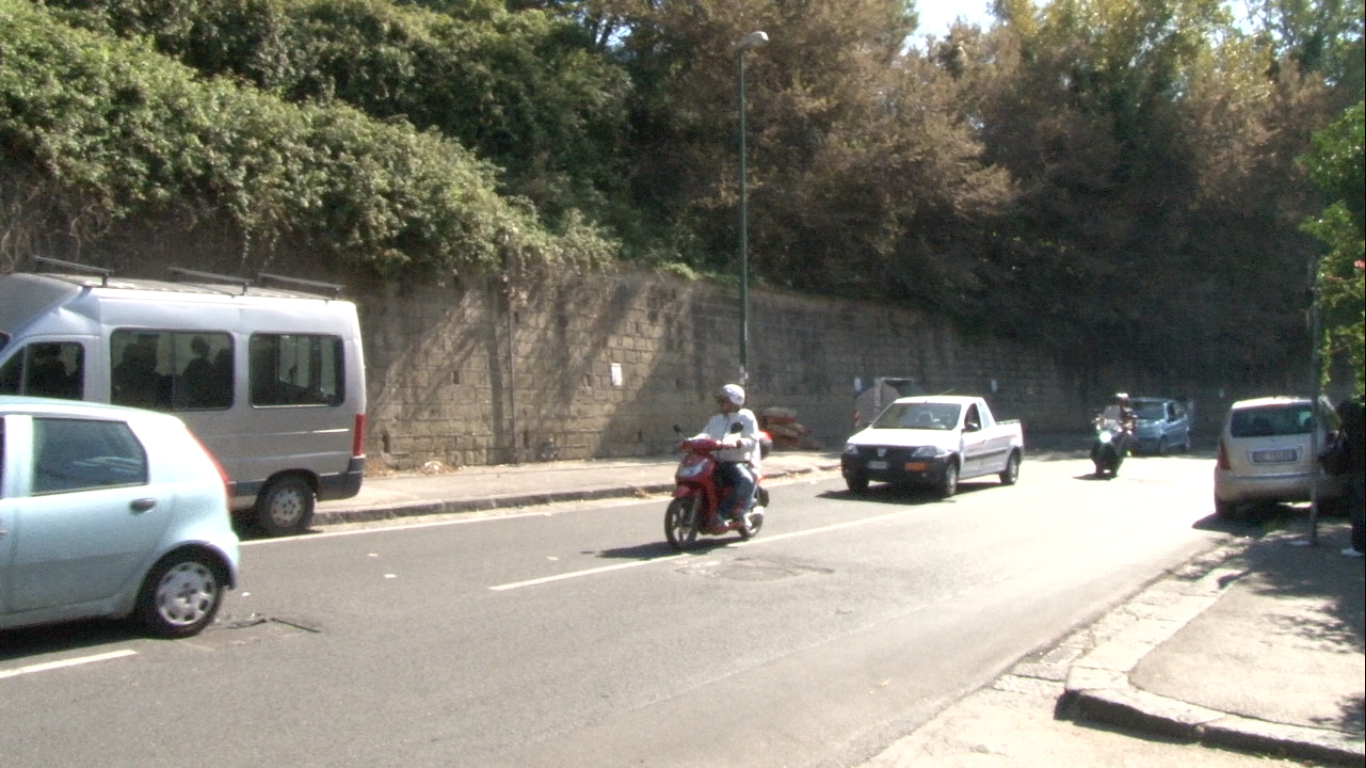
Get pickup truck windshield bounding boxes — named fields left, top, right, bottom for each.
left=872, top=402, right=962, bottom=430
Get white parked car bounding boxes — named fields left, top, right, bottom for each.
left=0, top=396, right=240, bottom=637
left=1213, top=396, right=1346, bottom=519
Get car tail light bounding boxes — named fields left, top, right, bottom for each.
left=191, top=432, right=232, bottom=505
left=352, top=414, right=367, bottom=458
left=1216, top=438, right=1230, bottom=470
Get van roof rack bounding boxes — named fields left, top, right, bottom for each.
left=169, top=267, right=253, bottom=295
left=32, top=256, right=113, bottom=286
left=166, top=268, right=343, bottom=299
left=258, top=272, right=343, bottom=299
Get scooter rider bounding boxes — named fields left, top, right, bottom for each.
left=1111, top=392, right=1137, bottom=452
left=696, top=384, right=762, bottom=527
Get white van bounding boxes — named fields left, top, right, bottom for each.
left=0, top=259, right=367, bottom=536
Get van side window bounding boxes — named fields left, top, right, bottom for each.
left=0, top=342, right=85, bottom=400
left=111, top=330, right=233, bottom=411
left=175, top=334, right=233, bottom=410
left=249, top=334, right=344, bottom=407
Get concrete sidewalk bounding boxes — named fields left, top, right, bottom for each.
left=315, top=450, right=1365, bottom=765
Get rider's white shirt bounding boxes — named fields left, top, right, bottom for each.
left=696, top=409, right=762, bottom=469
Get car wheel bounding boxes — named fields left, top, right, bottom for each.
left=845, top=469, right=869, bottom=495
left=135, top=551, right=225, bottom=638
left=1214, top=497, right=1238, bottom=520
left=255, top=475, right=315, bottom=537
left=999, top=451, right=1021, bottom=485
left=1156, top=437, right=1167, bottom=455
left=936, top=461, right=959, bottom=498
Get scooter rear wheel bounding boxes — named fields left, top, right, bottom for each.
left=665, top=496, right=701, bottom=551
left=736, top=487, right=769, bottom=541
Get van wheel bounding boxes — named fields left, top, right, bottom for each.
left=256, top=476, right=315, bottom=537
left=135, top=551, right=225, bottom=638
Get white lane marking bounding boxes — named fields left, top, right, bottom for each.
left=490, top=555, right=687, bottom=591
left=0, top=649, right=138, bottom=680
left=488, top=476, right=1073, bottom=592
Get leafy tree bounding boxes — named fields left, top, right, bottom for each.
left=0, top=0, right=616, bottom=278
left=1246, top=0, right=1365, bottom=96
left=40, top=0, right=635, bottom=230
left=1301, top=101, right=1365, bottom=392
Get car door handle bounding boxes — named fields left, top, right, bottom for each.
left=130, top=498, right=157, bottom=513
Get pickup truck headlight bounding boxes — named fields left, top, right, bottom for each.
left=910, top=445, right=948, bottom=459
left=843, top=443, right=860, bottom=456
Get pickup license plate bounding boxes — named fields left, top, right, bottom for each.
left=867, top=460, right=888, bottom=470
left=1251, top=449, right=1297, bottom=464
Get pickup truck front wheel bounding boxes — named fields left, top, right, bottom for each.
left=845, top=469, right=869, bottom=495
left=937, top=461, right=959, bottom=498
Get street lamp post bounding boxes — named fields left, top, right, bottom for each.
left=736, top=30, right=768, bottom=385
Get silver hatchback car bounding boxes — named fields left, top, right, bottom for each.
left=1213, top=396, right=1346, bottom=518
left=1, top=396, right=240, bottom=637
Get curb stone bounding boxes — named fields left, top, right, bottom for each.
left=1059, top=538, right=1366, bottom=766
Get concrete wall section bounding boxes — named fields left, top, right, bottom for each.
left=357, top=270, right=1097, bottom=469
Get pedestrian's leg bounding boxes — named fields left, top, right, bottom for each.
left=1349, top=472, right=1365, bottom=554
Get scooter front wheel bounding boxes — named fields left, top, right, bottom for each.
left=665, top=496, right=701, bottom=551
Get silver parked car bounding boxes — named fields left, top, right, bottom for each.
left=0, top=396, right=240, bottom=637
left=1213, top=396, right=1346, bottom=519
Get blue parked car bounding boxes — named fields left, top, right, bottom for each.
left=1130, top=397, right=1192, bottom=454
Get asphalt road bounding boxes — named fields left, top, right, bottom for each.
left=0, top=453, right=1231, bottom=768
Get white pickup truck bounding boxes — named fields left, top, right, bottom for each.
left=840, top=395, right=1024, bottom=497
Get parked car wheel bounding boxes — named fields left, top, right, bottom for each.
left=136, top=551, right=226, bottom=638
left=1214, top=497, right=1238, bottom=520
left=256, top=475, right=315, bottom=536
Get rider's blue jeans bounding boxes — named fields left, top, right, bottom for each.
left=716, top=461, right=756, bottom=520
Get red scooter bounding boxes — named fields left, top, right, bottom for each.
left=665, top=426, right=769, bottom=551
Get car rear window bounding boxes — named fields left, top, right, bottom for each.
left=1229, top=404, right=1312, bottom=438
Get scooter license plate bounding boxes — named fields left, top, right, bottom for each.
left=867, top=460, right=888, bottom=470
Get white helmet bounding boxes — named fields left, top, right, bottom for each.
left=719, top=384, right=746, bottom=406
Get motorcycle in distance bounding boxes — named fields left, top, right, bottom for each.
left=664, top=424, right=770, bottom=551
left=1090, top=413, right=1130, bottom=478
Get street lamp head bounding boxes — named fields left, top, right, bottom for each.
left=737, top=31, right=769, bottom=52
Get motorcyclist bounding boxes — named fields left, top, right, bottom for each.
left=695, top=384, right=762, bottom=528
left=1111, top=392, right=1137, bottom=451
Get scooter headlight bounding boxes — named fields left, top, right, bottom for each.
left=677, top=462, right=706, bottom=479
